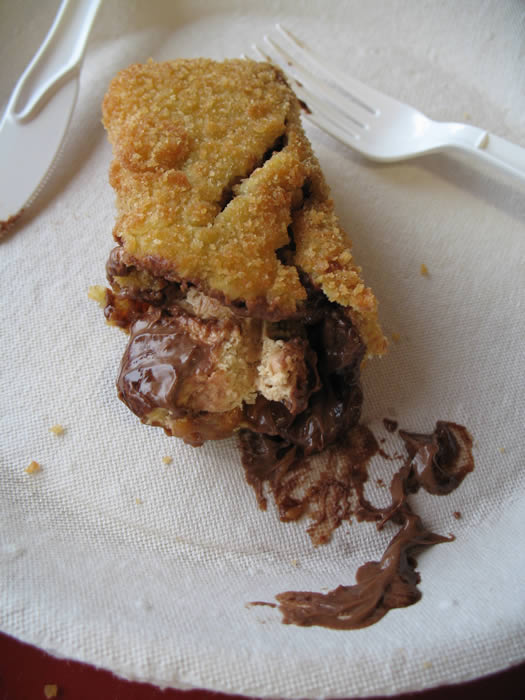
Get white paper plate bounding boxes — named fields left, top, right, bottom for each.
left=1, top=1, right=524, bottom=697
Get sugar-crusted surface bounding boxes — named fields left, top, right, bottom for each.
left=102, top=58, right=386, bottom=354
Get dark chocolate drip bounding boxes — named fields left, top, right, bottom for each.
left=239, top=430, right=298, bottom=511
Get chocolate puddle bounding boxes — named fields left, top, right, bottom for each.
left=241, top=420, right=474, bottom=630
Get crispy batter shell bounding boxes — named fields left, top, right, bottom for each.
left=102, top=58, right=386, bottom=356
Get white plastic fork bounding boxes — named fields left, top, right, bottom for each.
left=252, top=25, right=525, bottom=182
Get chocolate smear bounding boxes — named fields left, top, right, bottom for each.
left=242, top=420, right=474, bottom=630
left=276, top=510, right=451, bottom=630
left=398, top=421, right=474, bottom=496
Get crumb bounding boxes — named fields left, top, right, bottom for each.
left=88, top=285, right=107, bottom=307
left=383, top=418, right=398, bottom=433
left=478, top=132, right=489, bottom=149
left=453, top=511, right=462, bottom=519
left=376, top=478, right=386, bottom=488
left=25, top=461, right=41, bottom=474
left=49, top=424, right=65, bottom=436
left=291, top=559, right=299, bottom=567
left=499, top=447, right=505, bottom=454
left=43, top=685, right=58, bottom=699
left=464, top=112, right=471, bottom=121
left=162, top=455, right=173, bottom=465
left=135, top=497, right=143, bottom=505
left=422, top=661, right=433, bottom=670
left=420, top=263, right=429, bottom=277
left=391, top=332, right=401, bottom=343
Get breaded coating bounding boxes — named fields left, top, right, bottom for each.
left=102, top=58, right=386, bottom=356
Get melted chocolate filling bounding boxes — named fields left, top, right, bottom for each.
left=242, top=300, right=365, bottom=458
left=104, top=249, right=475, bottom=632
left=116, top=309, right=216, bottom=422
left=110, top=256, right=366, bottom=461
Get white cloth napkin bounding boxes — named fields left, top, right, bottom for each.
left=1, top=0, right=524, bottom=696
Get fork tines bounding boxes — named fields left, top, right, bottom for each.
left=251, top=24, right=377, bottom=147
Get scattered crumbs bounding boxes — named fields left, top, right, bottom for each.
left=376, top=478, right=386, bottom=488
left=453, top=511, right=462, bottom=520
left=25, top=461, right=41, bottom=474
left=49, top=424, right=65, bottom=436
left=162, top=455, right=173, bottom=465
left=420, top=263, right=429, bottom=277
left=422, top=661, right=433, bottom=671
left=291, top=559, right=299, bottom=568
left=391, top=332, right=401, bottom=343
left=88, top=284, right=107, bottom=307
left=43, top=685, right=58, bottom=699
left=135, top=497, right=143, bottom=505
left=499, top=447, right=506, bottom=454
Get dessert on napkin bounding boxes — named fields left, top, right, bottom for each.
left=95, top=57, right=474, bottom=631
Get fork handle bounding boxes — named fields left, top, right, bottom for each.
left=446, top=124, right=525, bottom=182
left=475, top=132, right=525, bottom=182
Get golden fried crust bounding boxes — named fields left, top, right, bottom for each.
left=103, top=58, right=386, bottom=354
left=293, top=201, right=387, bottom=356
